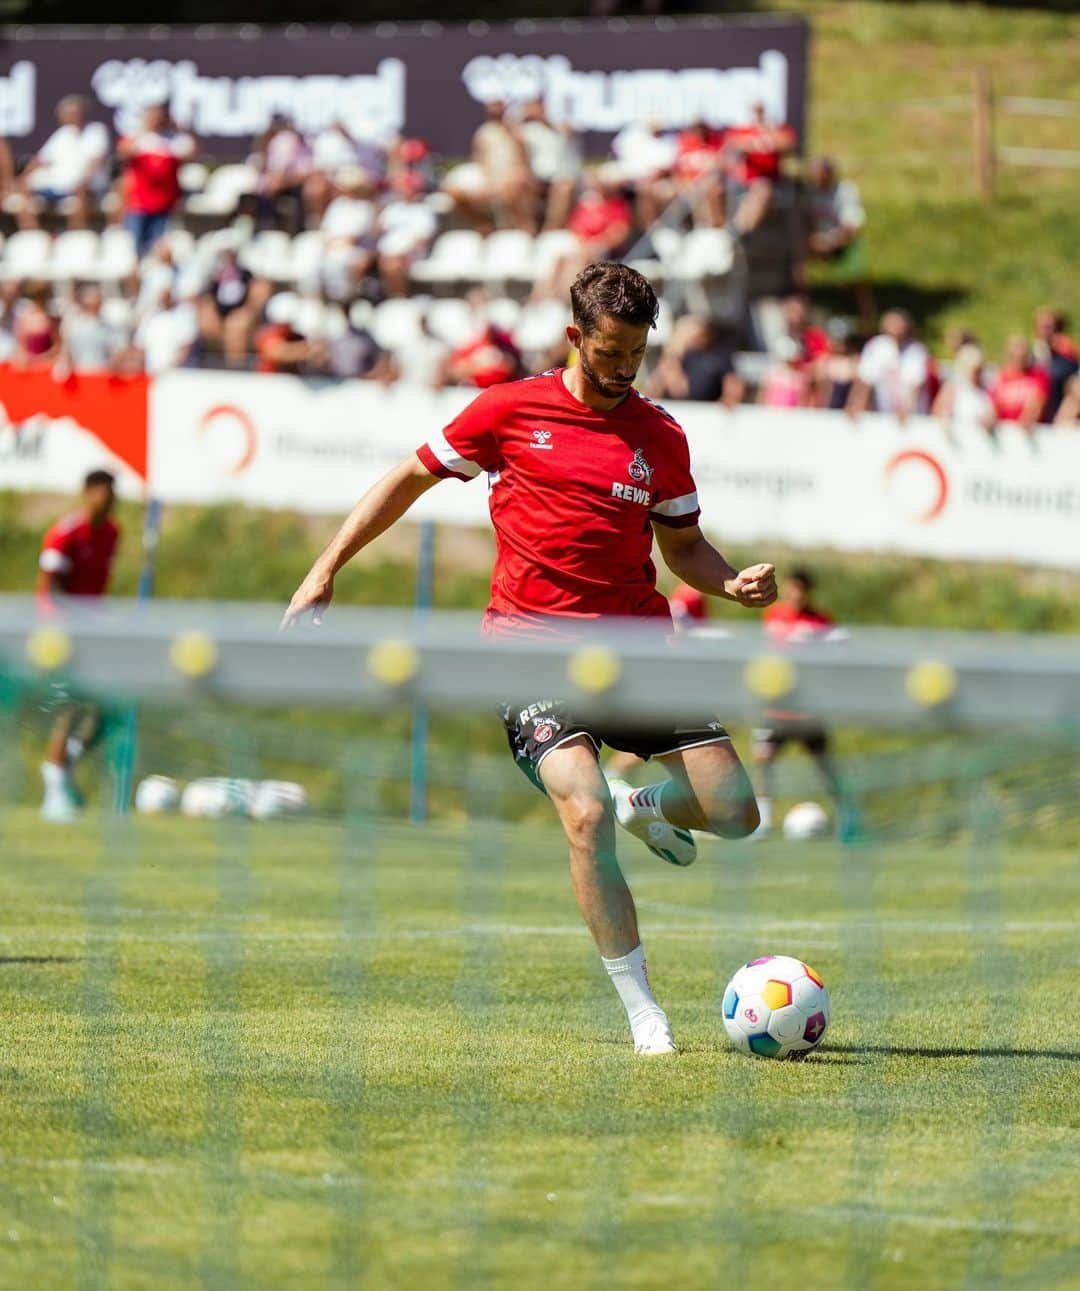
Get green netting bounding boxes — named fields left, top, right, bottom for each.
left=0, top=660, right=1077, bottom=1289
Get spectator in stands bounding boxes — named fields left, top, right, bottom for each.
left=443, top=312, right=523, bottom=389
left=396, top=312, right=450, bottom=388
left=847, top=308, right=931, bottom=419
left=13, top=284, right=60, bottom=366
left=117, top=104, right=197, bottom=257
left=325, top=316, right=396, bottom=384
left=0, top=137, right=14, bottom=207
left=197, top=246, right=271, bottom=368
left=673, top=120, right=727, bottom=227
left=376, top=186, right=439, bottom=298
left=803, top=156, right=872, bottom=328
left=386, top=137, right=434, bottom=200
left=609, top=118, right=677, bottom=228
left=776, top=294, right=829, bottom=367
left=0, top=281, right=19, bottom=361
left=444, top=101, right=534, bottom=234
left=304, top=120, right=364, bottom=226
left=135, top=284, right=199, bottom=375
left=254, top=294, right=324, bottom=375
left=648, top=315, right=737, bottom=403
left=723, top=99, right=796, bottom=237
left=247, top=115, right=310, bottom=235
left=1032, top=307, right=1079, bottom=423
left=932, top=343, right=995, bottom=433
left=811, top=318, right=861, bottom=410
left=317, top=168, right=378, bottom=302
left=517, top=99, right=582, bottom=233
left=989, top=337, right=1050, bottom=431
left=532, top=176, right=634, bottom=302
left=1053, top=374, right=1080, bottom=428
left=759, top=336, right=811, bottom=407
left=17, top=95, right=110, bottom=231
left=58, top=284, right=125, bottom=374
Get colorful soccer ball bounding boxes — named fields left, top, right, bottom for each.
left=722, top=955, right=830, bottom=1059
left=782, top=801, right=830, bottom=840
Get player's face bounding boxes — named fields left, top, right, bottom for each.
left=84, top=482, right=115, bottom=523
left=571, top=315, right=650, bottom=401
left=784, top=578, right=810, bottom=611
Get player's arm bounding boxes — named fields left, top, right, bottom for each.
left=282, top=453, right=440, bottom=627
left=653, top=522, right=776, bottom=608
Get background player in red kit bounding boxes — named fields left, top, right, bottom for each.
left=284, top=263, right=777, bottom=1055
left=752, top=568, right=856, bottom=840
left=37, top=469, right=120, bottom=821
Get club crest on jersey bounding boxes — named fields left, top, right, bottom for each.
left=628, top=448, right=653, bottom=484
left=530, top=429, right=553, bottom=450
left=533, top=721, right=556, bottom=744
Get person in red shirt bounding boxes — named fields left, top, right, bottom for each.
left=37, top=469, right=120, bottom=822
left=117, top=104, right=196, bottom=257
left=723, top=100, right=796, bottom=236
left=284, top=262, right=777, bottom=1055
left=444, top=323, right=523, bottom=389
left=752, top=568, right=857, bottom=840
left=990, top=337, right=1051, bottom=431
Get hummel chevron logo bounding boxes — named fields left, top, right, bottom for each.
left=530, top=429, right=554, bottom=450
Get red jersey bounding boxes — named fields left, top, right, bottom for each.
left=763, top=601, right=835, bottom=645
left=725, top=123, right=795, bottom=183
left=40, top=512, right=119, bottom=597
left=416, top=370, right=701, bottom=635
left=121, top=131, right=191, bottom=215
left=991, top=366, right=1050, bottom=423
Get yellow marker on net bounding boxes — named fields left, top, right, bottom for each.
left=170, top=631, right=218, bottom=679
left=568, top=646, right=622, bottom=693
left=368, top=639, right=420, bottom=687
left=744, top=655, right=796, bottom=701
left=906, top=660, right=957, bottom=707
left=26, top=626, right=73, bottom=672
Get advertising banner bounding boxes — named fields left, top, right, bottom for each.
left=148, top=371, right=1080, bottom=570
left=0, top=18, right=808, bottom=159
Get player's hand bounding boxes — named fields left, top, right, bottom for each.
left=725, top=563, right=777, bottom=608
left=281, top=566, right=335, bottom=629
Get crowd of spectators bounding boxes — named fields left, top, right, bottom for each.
left=0, top=91, right=1075, bottom=428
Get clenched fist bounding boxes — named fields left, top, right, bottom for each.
left=724, top=563, right=777, bottom=608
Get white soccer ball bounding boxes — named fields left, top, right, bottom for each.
left=250, top=780, right=309, bottom=820
left=722, top=954, right=831, bottom=1059
left=134, top=775, right=181, bottom=815
left=782, top=800, right=830, bottom=840
left=180, top=777, right=255, bottom=819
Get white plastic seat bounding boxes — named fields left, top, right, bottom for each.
left=178, top=161, right=209, bottom=194
left=50, top=230, right=101, bottom=281
left=185, top=164, right=257, bottom=217
left=514, top=299, right=568, bottom=355
left=670, top=228, right=734, bottom=280
left=98, top=227, right=137, bottom=281
left=156, top=228, right=196, bottom=266
left=242, top=230, right=293, bottom=280
left=348, top=300, right=375, bottom=332
left=293, top=297, right=329, bottom=340
left=370, top=297, right=428, bottom=351
left=101, top=296, right=134, bottom=332
left=481, top=229, right=536, bottom=284
left=486, top=296, right=522, bottom=334
left=410, top=230, right=485, bottom=285
left=532, top=229, right=577, bottom=277
left=287, top=231, right=325, bottom=288
left=0, top=230, right=52, bottom=280
left=649, top=227, right=684, bottom=265
left=646, top=299, right=674, bottom=348
left=425, top=297, right=475, bottom=347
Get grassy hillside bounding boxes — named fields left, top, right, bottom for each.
left=763, top=1, right=1080, bottom=355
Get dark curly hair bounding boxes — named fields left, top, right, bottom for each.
left=569, top=261, right=659, bottom=336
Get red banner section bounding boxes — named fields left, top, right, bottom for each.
left=0, top=363, right=149, bottom=481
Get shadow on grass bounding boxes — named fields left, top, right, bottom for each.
left=811, top=280, right=970, bottom=337
left=829, top=1043, right=1080, bottom=1062
left=0, top=955, right=77, bottom=965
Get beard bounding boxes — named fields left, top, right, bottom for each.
left=578, top=350, right=633, bottom=402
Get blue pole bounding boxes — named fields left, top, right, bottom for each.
left=409, top=520, right=435, bottom=825
left=113, top=497, right=162, bottom=814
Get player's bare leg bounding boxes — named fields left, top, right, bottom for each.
left=540, top=737, right=676, bottom=1054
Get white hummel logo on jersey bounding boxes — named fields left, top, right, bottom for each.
left=530, top=429, right=553, bottom=450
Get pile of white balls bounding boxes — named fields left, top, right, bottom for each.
left=134, top=775, right=309, bottom=820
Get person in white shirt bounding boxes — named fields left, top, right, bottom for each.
left=18, top=95, right=110, bottom=230
left=932, top=343, right=995, bottom=434
left=134, top=285, right=199, bottom=374
left=847, top=308, right=931, bottom=420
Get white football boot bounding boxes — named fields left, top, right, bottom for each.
left=633, top=1011, right=678, bottom=1055
left=609, top=779, right=697, bottom=867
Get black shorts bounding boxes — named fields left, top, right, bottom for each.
left=500, top=698, right=730, bottom=793
left=753, top=717, right=829, bottom=757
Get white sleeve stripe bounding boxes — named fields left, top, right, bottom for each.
left=425, top=429, right=483, bottom=479
left=650, top=491, right=699, bottom=517
left=40, top=549, right=71, bottom=573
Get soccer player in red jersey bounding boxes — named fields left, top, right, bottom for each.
left=753, top=568, right=855, bottom=840
left=37, top=469, right=120, bottom=821
left=284, top=263, right=776, bottom=1054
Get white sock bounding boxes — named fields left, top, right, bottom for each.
left=601, top=943, right=667, bottom=1031
left=41, top=761, right=69, bottom=794
left=757, top=796, right=773, bottom=831
left=624, top=782, right=669, bottom=823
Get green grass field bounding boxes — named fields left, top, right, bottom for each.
left=2, top=807, right=1077, bottom=1289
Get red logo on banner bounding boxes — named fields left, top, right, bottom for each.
left=197, top=404, right=258, bottom=475
left=0, top=364, right=149, bottom=479
left=883, top=448, right=949, bottom=523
